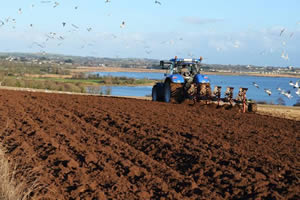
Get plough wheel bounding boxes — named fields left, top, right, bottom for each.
left=248, top=103, right=257, bottom=112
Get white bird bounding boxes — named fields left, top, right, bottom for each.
left=87, top=27, right=92, bottom=32
left=280, top=28, right=285, bottom=36
left=0, top=20, right=4, bottom=26
left=233, top=40, right=240, bottom=48
left=264, top=89, right=272, bottom=96
left=296, top=88, right=300, bottom=96
left=252, top=82, right=259, bottom=88
left=62, top=22, right=66, bottom=27
left=281, top=90, right=292, bottom=99
left=155, top=0, right=162, bottom=5
left=33, top=42, right=45, bottom=48
left=277, top=87, right=282, bottom=92
left=18, top=8, right=22, bottom=14
left=71, top=24, right=79, bottom=29
left=53, top=2, right=59, bottom=8
left=294, top=81, right=299, bottom=88
left=290, top=33, right=294, bottom=38
left=105, top=0, right=111, bottom=3
left=120, top=21, right=125, bottom=28
left=281, top=51, right=289, bottom=60
left=289, top=81, right=299, bottom=88
left=284, top=91, right=293, bottom=99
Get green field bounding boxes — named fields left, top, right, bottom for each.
left=0, top=60, right=155, bottom=94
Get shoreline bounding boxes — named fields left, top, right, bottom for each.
left=71, top=66, right=300, bottom=78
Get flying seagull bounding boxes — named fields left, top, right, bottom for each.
left=33, top=42, right=46, bottom=48
left=62, top=22, right=66, bottom=27
left=264, top=89, right=272, bottom=96
left=53, top=2, right=59, bottom=8
left=280, top=28, right=285, bottom=36
left=282, top=41, right=286, bottom=46
left=252, top=82, right=259, bottom=88
left=120, top=21, right=125, bottom=28
left=155, top=1, right=161, bottom=5
left=296, top=88, right=300, bottom=96
left=289, top=81, right=299, bottom=88
left=71, top=24, right=79, bottom=29
left=0, top=20, right=4, bottom=27
left=281, top=51, right=289, bottom=60
left=87, top=27, right=92, bottom=32
left=18, top=8, right=22, bottom=14
left=277, top=87, right=282, bottom=92
left=105, top=0, right=111, bottom=3
left=283, top=91, right=293, bottom=99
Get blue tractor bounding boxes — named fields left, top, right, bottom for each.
left=152, top=56, right=212, bottom=103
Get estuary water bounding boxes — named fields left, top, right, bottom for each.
left=91, top=72, right=300, bottom=106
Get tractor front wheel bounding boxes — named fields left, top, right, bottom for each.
left=164, top=81, right=183, bottom=103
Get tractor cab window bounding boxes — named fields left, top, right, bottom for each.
left=190, top=64, right=199, bottom=74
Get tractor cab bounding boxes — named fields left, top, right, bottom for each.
left=160, top=57, right=202, bottom=77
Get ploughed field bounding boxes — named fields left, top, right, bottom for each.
left=0, top=89, right=299, bottom=200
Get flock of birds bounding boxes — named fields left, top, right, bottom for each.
left=0, top=1, right=300, bottom=80
left=2, top=0, right=297, bottom=59
left=0, top=0, right=164, bottom=56
left=252, top=80, right=300, bottom=99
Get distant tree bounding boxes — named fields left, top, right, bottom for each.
left=64, top=59, right=73, bottom=64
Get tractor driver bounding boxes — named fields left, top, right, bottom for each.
left=180, top=64, right=190, bottom=76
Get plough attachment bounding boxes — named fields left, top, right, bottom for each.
left=193, top=85, right=257, bottom=113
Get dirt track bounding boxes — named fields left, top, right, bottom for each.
left=0, top=89, right=299, bottom=199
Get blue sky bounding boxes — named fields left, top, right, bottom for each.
left=0, top=0, right=300, bottom=67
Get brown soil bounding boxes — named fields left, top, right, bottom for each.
left=0, top=89, right=299, bottom=200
